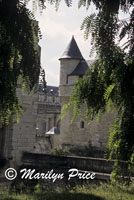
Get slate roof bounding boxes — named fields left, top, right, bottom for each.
left=68, top=60, right=88, bottom=76
left=68, top=60, right=94, bottom=76
left=39, top=84, right=59, bottom=96
left=46, top=86, right=59, bottom=96
left=59, top=36, right=84, bottom=60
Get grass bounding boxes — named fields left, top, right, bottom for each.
left=0, top=183, right=134, bottom=200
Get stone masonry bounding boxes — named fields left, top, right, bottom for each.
left=59, top=36, right=116, bottom=153
left=0, top=36, right=117, bottom=168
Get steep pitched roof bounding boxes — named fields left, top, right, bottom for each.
left=68, top=60, right=94, bottom=76
left=59, top=36, right=84, bottom=60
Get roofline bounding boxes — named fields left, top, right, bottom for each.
left=59, top=36, right=84, bottom=60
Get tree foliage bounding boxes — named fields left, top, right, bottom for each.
left=59, top=0, right=134, bottom=180
left=1, top=0, right=134, bottom=179
left=0, top=0, right=42, bottom=124
left=0, top=0, right=72, bottom=124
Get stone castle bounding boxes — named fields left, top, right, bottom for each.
left=59, top=36, right=116, bottom=154
left=0, top=36, right=116, bottom=167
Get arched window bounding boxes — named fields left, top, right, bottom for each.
left=80, top=121, right=84, bottom=129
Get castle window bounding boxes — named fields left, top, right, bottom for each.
left=42, top=122, right=46, bottom=135
left=54, top=115, right=56, bottom=127
left=66, top=76, right=68, bottom=84
left=48, top=118, right=52, bottom=131
left=80, top=121, right=84, bottom=129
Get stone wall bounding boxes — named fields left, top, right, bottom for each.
left=0, top=122, right=13, bottom=162
left=20, top=152, right=133, bottom=188
left=59, top=97, right=117, bottom=155
left=59, top=57, right=117, bottom=155
left=22, top=152, right=114, bottom=174
left=10, top=85, right=61, bottom=166
left=59, top=59, right=79, bottom=87
left=11, top=87, right=38, bottom=166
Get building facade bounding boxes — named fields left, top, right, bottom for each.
left=0, top=84, right=61, bottom=166
left=0, top=36, right=116, bottom=167
left=58, top=36, right=116, bottom=155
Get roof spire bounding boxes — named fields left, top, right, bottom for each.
left=59, top=36, right=84, bottom=60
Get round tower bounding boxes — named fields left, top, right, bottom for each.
left=59, top=36, right=84, bottom=97
left=58, top=37, right=117, bottom=154
left=58, top=36, right=84, bottom=147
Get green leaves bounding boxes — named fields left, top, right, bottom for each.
left=58, top=0, right=134, bottom=181
left=0, top=0, right=41, bottom=124
left=104, top=84, right=115, bottom=101
left=81, top=14, right=96, bottom=40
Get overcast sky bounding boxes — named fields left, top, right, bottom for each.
left=29, top=1, right=128, bottom=86
left=30, top=1, right=96, bottom=86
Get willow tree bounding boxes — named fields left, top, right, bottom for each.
left=54, top=0, right=134, bottom=180
left=0, top=0, right=41, bottom=123
left=0, top=0, right=45, bottom=156
left=0, top=0, right=71, bottom=124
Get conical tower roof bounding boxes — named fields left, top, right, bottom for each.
left=59, top=36, right=84, bottom=60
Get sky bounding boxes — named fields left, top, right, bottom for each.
left=29, top=1, right=128, bottom=86
left=29, top=1, right=96, bottom=86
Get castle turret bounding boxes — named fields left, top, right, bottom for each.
left=59, top=36, right=84, bottom=97
left=59, top=36, right=84, bottom=60
left=59, top=36, right=85, bottom=146
left=58, top=36, right=117, bottom=155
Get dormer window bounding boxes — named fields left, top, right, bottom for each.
left=50, top=89, right=53, bottom=94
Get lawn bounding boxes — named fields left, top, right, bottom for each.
left=0, top=183, right=134, bottom=200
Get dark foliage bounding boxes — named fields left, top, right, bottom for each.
left=60, top=0, right=134, bottom=181
left=0, top=0, right=42, bottom=123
